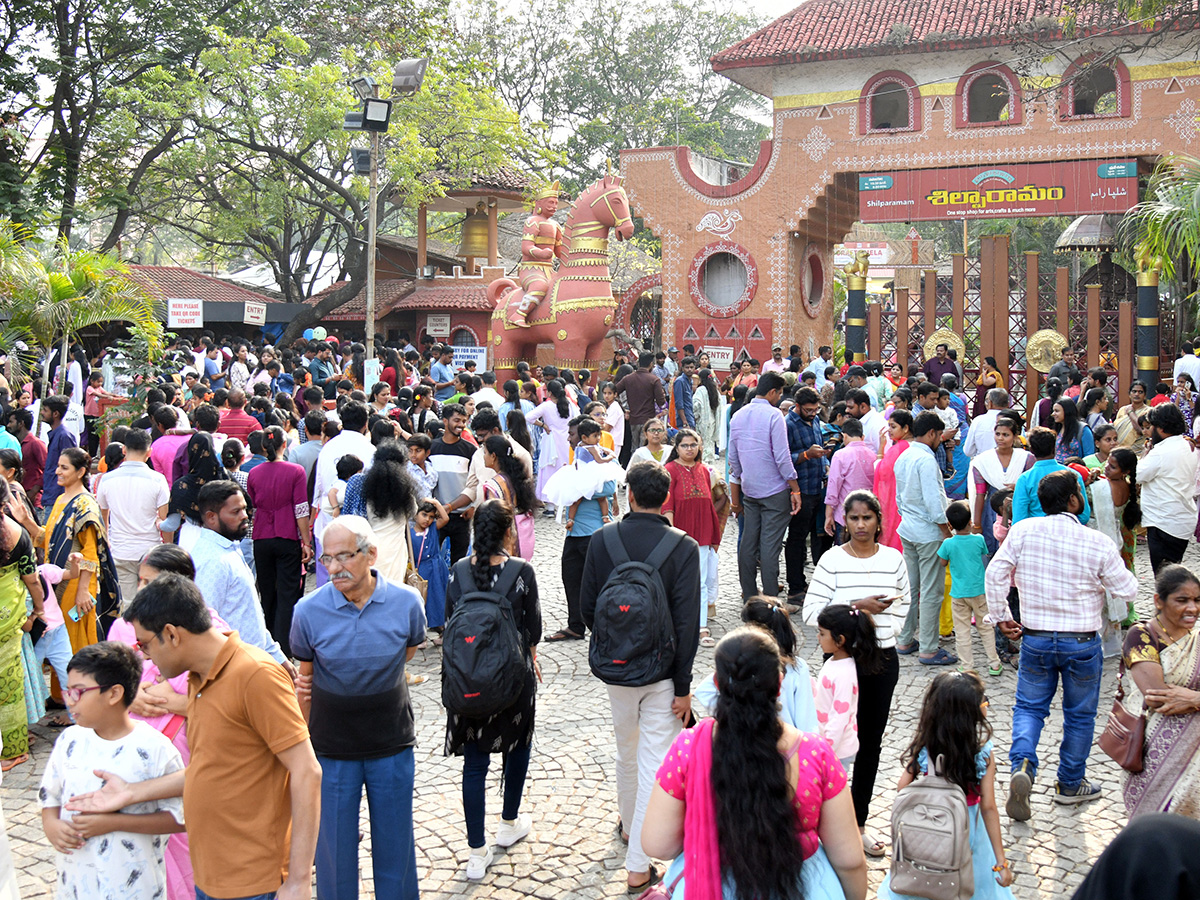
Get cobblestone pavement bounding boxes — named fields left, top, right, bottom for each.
left=3, top=512, right=1185, bottom=899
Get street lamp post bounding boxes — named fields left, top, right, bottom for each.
left=345, top=60, right=428, bottom=360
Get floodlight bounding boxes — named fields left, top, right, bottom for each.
left=343, top=109, right=364, bottom=130
left=350, top=76, right=377, bottom=100
left=361, top=97, right=393, bottom=132
left=392, top=58, right=429, bottom=95
left=350, top=148, right=372, bottom=175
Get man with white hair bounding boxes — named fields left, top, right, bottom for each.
left=291, top=516, right=427, bottom=900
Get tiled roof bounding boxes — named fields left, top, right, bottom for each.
left=127, top=265, right=281, bottom=304
left=712, top=0, right=1149, bottom=70
left=394, top=283, right=494, bottom=311
left=305, top=279, right=416, bottom=321
left=429, top=166, right=533, bottom=196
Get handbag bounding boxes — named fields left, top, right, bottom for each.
left=1098, top=656, right=1145, bottom=773
left=404, top=527, right=429, bottom=601
left=634, top=870, right=684, bottom=900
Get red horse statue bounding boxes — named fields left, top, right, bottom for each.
left=488, top=170, right=634, bottom=375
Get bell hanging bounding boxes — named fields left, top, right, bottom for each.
left=457, top=202, right=490, bottom=258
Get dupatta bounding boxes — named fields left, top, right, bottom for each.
left=48, top=492, right=121, bottom=617
left=680, top=718, right=724, bottom=900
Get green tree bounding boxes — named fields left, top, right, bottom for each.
left=459, top=0, right=769, bottom=192
left=0, top=220, right=159, bottom=397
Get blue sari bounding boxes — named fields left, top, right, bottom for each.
left=946, top=392, right=970, bottom=500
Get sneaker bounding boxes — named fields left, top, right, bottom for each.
left=1054, top=779, right=1103, bottom=805
left=1006, top=760, right=1034, bottom=821
left=495, top=813, right=532, bottom=848
left=465, top=846, right=493, bottom=880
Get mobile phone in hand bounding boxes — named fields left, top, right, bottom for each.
left=68, top=605, right=82, bottom=623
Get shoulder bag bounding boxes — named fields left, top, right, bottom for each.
left=1097, top=655, right=1145, bottom=773
left=404, top=526, right=429, bottom=601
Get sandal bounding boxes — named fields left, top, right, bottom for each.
left=546, top=629, right=584, bottom=642
left=428, top=633, right=443, bottom=647
left=0, top=754, right=27, bottom=773
left=861, top=831, right=887, bottom=857
left=919, top=648, right=959, bottom=666
left=627, top=864, right=661, bottom=894
left=406, top=672, right=427, bottom=686
left=616, top=816, right=629, bottom=844
left=46, top=713, right=71, bottom=728
left=699, top=628, right=715, bottom=648
left=895, top=642, right=918, bottom=655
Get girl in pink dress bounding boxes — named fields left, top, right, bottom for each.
left=873, top=410, right=912, bottom=551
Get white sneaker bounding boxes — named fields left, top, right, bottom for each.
left=495, top=813, right=532, bottom=848
left=465, top=846, right=493, bottom=880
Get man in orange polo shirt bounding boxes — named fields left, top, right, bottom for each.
left=67, top=575, right=322, bottom=900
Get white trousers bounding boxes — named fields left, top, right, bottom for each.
left=606, top=679, right=681, bottom=873
left=699, top=545, right=719, bottom=629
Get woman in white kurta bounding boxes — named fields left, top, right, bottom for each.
left=525, top=379, right=575, bottom=506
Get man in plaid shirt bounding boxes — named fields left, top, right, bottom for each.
left=985, top=469, right=1138, bottom=822
left=784, top=387, right=828, bottom=608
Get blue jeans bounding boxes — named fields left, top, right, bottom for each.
left=196, top=890, right=275, bottom=900
left=317, top=749, right=419, bottom=900
left=462, top=742, right=532, bottom=849
left=1009, top=633, right=1102, bottom=789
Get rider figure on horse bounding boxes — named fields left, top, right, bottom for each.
left=510, top=180, right=568, bottom=327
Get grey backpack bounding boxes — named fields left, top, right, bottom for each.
left=889, top=753, right=974, bottom=900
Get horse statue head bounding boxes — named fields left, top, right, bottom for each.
left=568, top=169, right=635, bottom=243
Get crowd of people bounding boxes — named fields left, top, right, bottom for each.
left=0, top=331, right=1195, bottom=900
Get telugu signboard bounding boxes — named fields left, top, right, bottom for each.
left=167, top=298, right=203, bottom=329
left=426, top=313, right=451, bottom=338
left=858, top=160, right=1138, bottom=223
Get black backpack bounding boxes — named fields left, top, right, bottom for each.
left=441, top=559, right=527, bottom=718
left=588, top=524, right=685, bottom=686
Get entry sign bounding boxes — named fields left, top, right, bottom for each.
left=167, top=298, right=203, bottom=329
left=858, top=159, right=1139, bottom=222
left=703, top=346, right=735, bottom=370
left=452, top=346, right=488, bottom=371
left=427, top=313, right=451, bottom=338
left=243, top=301, right=267, bottom=326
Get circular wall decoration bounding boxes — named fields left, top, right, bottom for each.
left=689, top=241, right=758, bottom=318
left=799, top=243, right=826, bottom=319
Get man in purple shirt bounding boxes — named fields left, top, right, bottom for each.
left=41, top=394, right=77, bottom=512
left=727, top=372, right=802, bottom=600
left=921, top=342, right=958, bottom=384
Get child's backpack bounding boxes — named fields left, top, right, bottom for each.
left=588, top=525, right=684, bottom=687
left=889, top=753, right=974, bottom=900
left=441, top=559, right=526, bottom=718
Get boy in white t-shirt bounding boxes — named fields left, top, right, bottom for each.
left=40, top=643, right=185, bottom=900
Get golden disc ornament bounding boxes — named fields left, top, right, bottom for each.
left=923, top=327, right=966, bottom=363
left=1026, top=330, right=1069, bottom=373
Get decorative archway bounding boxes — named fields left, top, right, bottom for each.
left=858, top=70, right=922, bottom=134
left=956, top=62, right=1024, bottom=127
left=1058, top=55, right=1131, bottom=119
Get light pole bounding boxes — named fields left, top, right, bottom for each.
left=345, top=59, right=428, bottom=361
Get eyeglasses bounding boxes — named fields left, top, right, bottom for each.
left=318, top=549, right=363, bottom=567
left=677, top=443, right=699, bottom=449
left=64, top=684, right=109, bottom=704
left=133, top=630, right=163, bottom=653
left=647, top=428, right=666, bottom=434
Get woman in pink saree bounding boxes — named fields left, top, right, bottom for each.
left=1122, top=564, right=1200, bottom=820
left=107, top=546, right=230, bottom=900
left=641, top=627, right=867, bottom=900
left=873, top=411, right=912, bottom=552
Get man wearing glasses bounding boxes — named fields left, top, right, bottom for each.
left=290, top=515, right=427, bottom=900
left=190, top=480, right=293, bottom=672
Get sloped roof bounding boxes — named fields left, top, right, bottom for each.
left=711, top=0, right=1154, bottom=71
left=305, top=279, right=416, bottom=322
left=395, top=283, right=493, bottom=311
left=127, top=265, right=281, bottom=304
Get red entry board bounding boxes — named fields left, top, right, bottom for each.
left=858, top=160, right=1138, bottom=222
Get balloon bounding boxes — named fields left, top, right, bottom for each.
left=313, top=327, right=327, bottom=340
left=303, top=328, right=315, bottom=340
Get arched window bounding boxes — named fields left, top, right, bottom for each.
left=451, top=327, right=476, bottom=347
left=956, top=63, right=1023, bottom=127
left=1059, top=56, right=1131, bottom=119
left=859, top=71, right=921, bottom=134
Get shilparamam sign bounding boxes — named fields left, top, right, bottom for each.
left=858, top=160, right=1138, bottom=222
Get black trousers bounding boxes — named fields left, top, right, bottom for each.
left=1147, top=526, right=1189, bottom=575
left=442, top=513, right=471, bottom=564
left=254, top=537, right=303, bottom=658
left=851, top=648, right=900, bottom=828
left=561, top=535, right=594, bottom=635
left=784, top=492, right=825, bottom=597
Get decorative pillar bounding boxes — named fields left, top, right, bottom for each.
left=1137, top=269, right=1160, bottom=388
left=1118, top=299, right=1133, bottom=395
left=868, top=300, right=882, bottom=362
left=895, top=288, right=910, bottom=371
left=487, top=199, right=499, bottom=267
left=846, top=271, right=867, bottom=364
left=1086, top=284, right=1101, bottom=369
left=1025, top=252, right=1040, bottom=413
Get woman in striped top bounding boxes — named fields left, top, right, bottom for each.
left=803, top=489, right=910, bottom=860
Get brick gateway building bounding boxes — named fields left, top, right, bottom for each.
left=620, top=0, right=1200, bottom=399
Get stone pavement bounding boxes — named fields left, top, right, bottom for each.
left=2, top=513, right=1184, bottom=899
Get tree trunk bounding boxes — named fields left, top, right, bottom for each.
left=277, top=279, right=365, bottom=347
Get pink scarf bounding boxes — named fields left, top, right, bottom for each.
left=682, top=718, right=724, bottom=900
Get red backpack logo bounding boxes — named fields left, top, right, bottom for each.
left=619, top=605, right=630, bottom=612
left=464, top=636, right=475, bottom=644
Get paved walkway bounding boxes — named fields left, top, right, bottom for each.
left=3, top=514, right=1184, bottom=899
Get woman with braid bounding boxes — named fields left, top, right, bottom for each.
left=641, top=627, right=867, bottom=899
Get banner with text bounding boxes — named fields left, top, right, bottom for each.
left=858, top=160, right=1138, bottom=222
left=452, top=346, right=488, bottom=371
left=167, top=298, right=203, bottom=329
